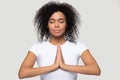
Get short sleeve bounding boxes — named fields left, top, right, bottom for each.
left=77, top=42, right=88, bottom=56
left=28, top=43, right=39, bottom=56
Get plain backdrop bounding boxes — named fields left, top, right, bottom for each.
left=0, top=0, right=120, bottom=80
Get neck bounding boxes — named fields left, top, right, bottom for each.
left=49, top=36, right=66, bottom=45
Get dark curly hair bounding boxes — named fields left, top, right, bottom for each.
left=34, top=1, right=80, bottom=42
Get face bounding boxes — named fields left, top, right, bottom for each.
left=48, top=11, right=67, bottom=38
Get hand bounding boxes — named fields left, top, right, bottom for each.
left=55, top=45, right=66, bottom=68
left=58, top=46, right=65, bottom=68
left=54, top=45, right=61, bottom=69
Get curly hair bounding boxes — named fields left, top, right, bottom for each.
left=34, top=1, right=80, bottom=42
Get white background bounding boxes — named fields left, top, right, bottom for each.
left=0, top=0, right=120, bottom=80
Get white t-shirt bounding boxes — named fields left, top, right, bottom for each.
left=29, top=40, right=88, bottom=80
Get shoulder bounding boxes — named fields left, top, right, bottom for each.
left=76, top=41, right=88, bottom=49
left=68, top=40, right=86, bottom=47
left=31, top=41, right=48, bottom=47
left=68, top=41, right=88, bottom=53
left=28, top=41, right=49, bottom=55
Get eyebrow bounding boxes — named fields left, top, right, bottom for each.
left=49, top=18, right=65, bottom=21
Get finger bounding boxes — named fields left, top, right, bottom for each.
left=57, top=45, right=62, bottom=54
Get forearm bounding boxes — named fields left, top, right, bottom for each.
left=18, top=64, right=57, bottom=79
left=61, top=64, right=101, bottom=75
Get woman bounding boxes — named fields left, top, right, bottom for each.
left=18, top=1, right=101, bottom=80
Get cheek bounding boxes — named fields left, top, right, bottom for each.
left=48, top=24, right=53, bottom=30
left=62, top=24, right=67, bottom=31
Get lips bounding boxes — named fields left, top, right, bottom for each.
left=54, top=30, right=61, bottom=33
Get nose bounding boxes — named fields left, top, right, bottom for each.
left=55, top=23, right=59, bottom=28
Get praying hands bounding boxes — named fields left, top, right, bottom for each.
left=54, top=45, right=66, bottom=70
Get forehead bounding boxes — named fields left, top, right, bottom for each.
left=49, top=11, right=66, bottom=20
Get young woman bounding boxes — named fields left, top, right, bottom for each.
left=18, top=1, right=101, bottom=80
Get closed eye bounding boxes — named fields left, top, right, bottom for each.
left=59, top=20, right=65, bottom=23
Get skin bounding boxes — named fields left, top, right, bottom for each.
left=18, top=11, right=101, bottom=79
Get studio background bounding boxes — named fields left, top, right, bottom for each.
left=0, top=0, right=120, bottom=80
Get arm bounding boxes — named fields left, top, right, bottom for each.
left=18, top=51, right=59, bottom=79
left=60, top=49, right=101, bottom=75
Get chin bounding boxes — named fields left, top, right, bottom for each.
left=52, top=34, right=64, bottom=38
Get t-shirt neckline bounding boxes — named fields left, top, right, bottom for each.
left=47, top=40, right=68, bottom=47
